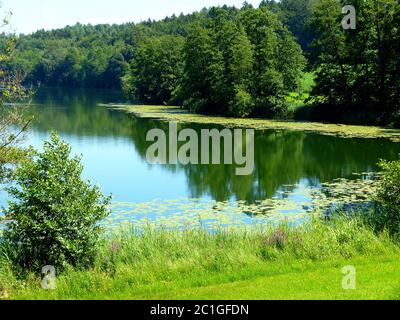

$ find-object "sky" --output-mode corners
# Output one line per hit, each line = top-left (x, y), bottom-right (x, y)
(1, 0), (262, 34)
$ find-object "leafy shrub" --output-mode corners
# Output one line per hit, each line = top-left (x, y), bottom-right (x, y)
(375, 159), (400, 236)
(182, 97), (209, 114)
(229, 85), (254, 118)
(3, 133), (111, 272)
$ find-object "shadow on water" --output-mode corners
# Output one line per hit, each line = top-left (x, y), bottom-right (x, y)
(20, 88), (400, 205)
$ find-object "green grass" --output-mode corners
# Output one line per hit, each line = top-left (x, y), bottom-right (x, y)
(142, 257), (400, 300)
(300, 72), (316, 94)
(11, 256), (400, 300)
(1, 217), (400, 300)
(286, 92), (310, 109)
(286, 72), (316, 110)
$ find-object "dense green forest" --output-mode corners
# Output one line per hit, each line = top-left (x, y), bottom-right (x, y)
(1, 0), (400, 124)
(2, 23), (133, 89)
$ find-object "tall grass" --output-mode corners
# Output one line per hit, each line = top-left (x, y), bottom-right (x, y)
(0, 215), (398, 299)
(97, 217), (394, 270)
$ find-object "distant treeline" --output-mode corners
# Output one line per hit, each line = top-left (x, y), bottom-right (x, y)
(2, 0), (400, 124)
(3, 23), (133, 89)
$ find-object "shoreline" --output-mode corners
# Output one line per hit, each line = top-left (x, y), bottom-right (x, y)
(107, 104), (400, 142)
(2, 218), (399, 300)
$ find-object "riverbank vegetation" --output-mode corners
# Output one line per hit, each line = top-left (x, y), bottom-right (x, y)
(306, 0), (400, 125)
(1, 1), (400, 301)
(1, 215), (400, 300)
(2, 0), (400, 126)
(3, 133), (111, 272)
(0, 135), (400, 300)
(122, 18), (308, 116)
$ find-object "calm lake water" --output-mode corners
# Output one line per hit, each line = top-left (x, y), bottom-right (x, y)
(2, 88), (400, 228)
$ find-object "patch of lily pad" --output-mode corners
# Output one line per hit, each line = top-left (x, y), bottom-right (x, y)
(0, 173), (381, 233)
(103, 173), (380, 231)
(105, 104), (400, 142)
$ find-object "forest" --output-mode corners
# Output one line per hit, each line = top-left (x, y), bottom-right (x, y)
(3, 0), (400, 302)
(1, 0), (400, 125)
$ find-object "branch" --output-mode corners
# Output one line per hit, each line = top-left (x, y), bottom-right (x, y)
(0, 117), (33, 150)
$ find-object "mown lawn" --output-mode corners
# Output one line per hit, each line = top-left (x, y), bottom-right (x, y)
(7, 255), (400, 300)
(145, 257), (400, 300)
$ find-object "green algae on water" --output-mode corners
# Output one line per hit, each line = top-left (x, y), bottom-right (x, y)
(105, 104), (400, 142)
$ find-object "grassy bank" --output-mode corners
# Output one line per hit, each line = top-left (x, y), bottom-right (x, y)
(108, 104), (400, 142)
(1, 217), (399, 300)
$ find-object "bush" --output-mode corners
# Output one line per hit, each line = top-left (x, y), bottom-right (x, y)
(229, 86), (254, 118)
(376, 159), (400, 236)
(3, 133), (111, 272)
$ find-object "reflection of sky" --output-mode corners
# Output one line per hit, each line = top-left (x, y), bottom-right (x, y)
(0, 126), (384, 230)
(0, 130), (191, 219)
(2, 88), (399, 227)
(25, 131), (192, 203)
(0, 128), (318, 222)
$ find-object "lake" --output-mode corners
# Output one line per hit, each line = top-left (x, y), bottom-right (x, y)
(2, 88), (400, 229)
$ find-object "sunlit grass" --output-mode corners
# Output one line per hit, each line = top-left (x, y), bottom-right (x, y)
(1, 216), (399, 300)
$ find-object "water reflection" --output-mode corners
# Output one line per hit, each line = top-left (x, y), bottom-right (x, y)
(21, 88), (400, 206)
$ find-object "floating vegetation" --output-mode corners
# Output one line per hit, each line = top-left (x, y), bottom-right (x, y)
(310, 175), (379, 214)
(103, 174), (380, 231)
(0, 173), (380, 233)
(107, 104), (400, 142)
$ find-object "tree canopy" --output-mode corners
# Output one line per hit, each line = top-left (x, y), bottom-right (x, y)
(309, 0), (400, 124)
(124, 6), (305, 118)
(2, 0), (400, 125)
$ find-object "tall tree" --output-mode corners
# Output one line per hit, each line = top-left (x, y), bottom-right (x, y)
(260, 0), (315, 52)
(239, 7), (305, 117)
(309, 0), (400, 123)
(124, 35), (184, 104)
(179, 6), (305, 118)
(181, 24), (221, 114)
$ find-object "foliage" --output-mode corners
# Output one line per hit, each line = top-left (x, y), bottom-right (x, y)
(373, 159), (400, 236)
(3, 23), (132, 89)
(123, 35), (184, 105)
(309, 0), (400, 124)
(178, 7), (305, 117)
(1, 9), (217, 90)
(0, 216), (398, 299)
(260, 0), (316, 52)
(4, 5), (306, 118)
(3, 1), (400, 124)
(3, 133), (111, 272)
(0, 11), (31, 186)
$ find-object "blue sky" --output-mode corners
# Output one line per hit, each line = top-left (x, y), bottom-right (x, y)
(1, 0), (262, 34)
